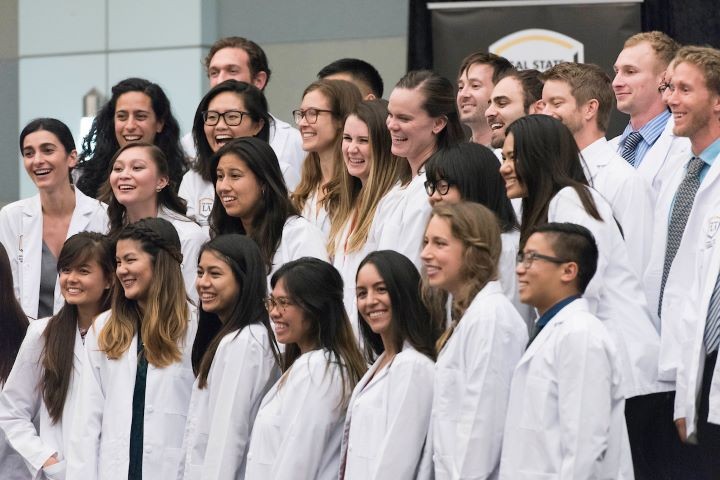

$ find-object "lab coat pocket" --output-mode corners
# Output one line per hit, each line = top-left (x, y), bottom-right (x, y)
(162, 447), (183, 479)
(434, 367), (462, 416)
(248, 413), (282, 466)
(352, 405), (385, 459)
(520, 376), (551, 431)
(161, 368), (195, 446)
(42, 460), (66, 480)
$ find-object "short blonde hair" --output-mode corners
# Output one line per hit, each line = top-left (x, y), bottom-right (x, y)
(673, 46), (720, 96)
(624, 31), (680, 68)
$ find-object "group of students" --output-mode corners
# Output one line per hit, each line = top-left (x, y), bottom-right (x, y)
(0, 29), (719, 480)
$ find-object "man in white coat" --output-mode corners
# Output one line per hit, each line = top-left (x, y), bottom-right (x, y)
(610, 31), (689, 196)
(181, 36), (304, 174)
(500, 222), (632, 480)
(541, 62), (654, 280)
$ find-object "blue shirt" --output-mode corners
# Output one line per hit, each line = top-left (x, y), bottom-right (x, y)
(667, 138), (720, 224)
(618, 110), (671, 167)
(529, 295), (582, 344)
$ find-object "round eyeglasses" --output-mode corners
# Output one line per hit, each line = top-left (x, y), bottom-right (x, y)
(202, 110), (249, 126)
(424, 179), (452, 196)
(264, 295), (295, 313)
(292, 108), (333, 125)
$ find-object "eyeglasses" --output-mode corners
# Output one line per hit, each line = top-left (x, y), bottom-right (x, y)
(424, 179), (452, 196)
(264, 295), (294, 313)
(658, 82), (671, 94)
(292, 108), (333, 125)
(202, 110), (249, 126)
(516, 251), (569, 269)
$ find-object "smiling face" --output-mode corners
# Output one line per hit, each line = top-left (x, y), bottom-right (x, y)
(268, 278), (314, 350)
(342, 114), (372, 184)
(386, 87), (444, 166)
(499, 132), (528, 199)
(60, 258), (111, 309)
(196, 249), (240, 323)
(420, 215), (465, 297)
(612, 42), (665, 116)
(541, 79), (584, 135)
(114, 92), (164, 147)
(485, 76), (528, 149)
(115, 238), (154, 307)
(457, 63), (495, 127)
(204, 91), (264, 152)
(21, 129), (77, 189)
(110, 146), (169, 209)
(215, 153), (263, 225)
(356, 262), (392, 336)
(298, 89), (339, 155)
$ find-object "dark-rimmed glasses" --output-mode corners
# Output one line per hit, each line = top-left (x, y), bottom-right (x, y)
(516, 251), (569, 269)
(264, 295), (294, 313)
(424, 179), (452, 196)
(292, 108), (333, 125)
(203, 110), (249, 126)
(658, 82), (671, 94)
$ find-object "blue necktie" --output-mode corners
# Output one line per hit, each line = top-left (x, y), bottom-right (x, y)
(621, 131), (644, 167)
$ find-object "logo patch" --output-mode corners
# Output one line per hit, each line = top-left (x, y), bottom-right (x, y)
(489, 28), (584, 71)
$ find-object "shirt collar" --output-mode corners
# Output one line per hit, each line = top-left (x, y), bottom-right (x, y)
(621, 110), (671, 146)
(535, 294), (582, 331)
(698, 137), (720, 166)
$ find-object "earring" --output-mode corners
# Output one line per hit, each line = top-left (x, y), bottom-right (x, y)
(156, 187), (163, 193)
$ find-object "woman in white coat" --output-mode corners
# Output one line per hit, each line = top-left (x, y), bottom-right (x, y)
(178, 80), (300, 227)
(423, 142), (533, 331)
(104, 142), (208, 302)
(178, 234), (281, 479)
(0, 232), (114, 480)
(500, 114), (671, 477)
(383, 70), (465, 268)
(421, 202), (528, 479)
(0, 242), (30, 480)
(66, 218), (198, 480)
(210, 137), (328, 282)
(0, 118), (108, 320)
(339, 250), (439, 479)
(245, 258), (367, 479)
(329, 100), (408, 334)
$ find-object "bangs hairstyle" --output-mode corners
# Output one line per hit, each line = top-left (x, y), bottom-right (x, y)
(506, 115), (601, 247)
(75, 77), (188, 199)
(98, 217), (189, 367)
(20, 118), (77, 184)
(192, 234), (280, 388)
(42, 232), (114, 423)
(356, 250), (439, 363)
(394, 70), (465, 150)
(292, 79), (363, 216)
(103, 142), (188, 238)
(270, 257), (367, 408)
(327, 99), (409, 256)
(425, 143), (518, 232)
(422, 202), (502, 340)
(0, 242), (28, 385)
(192, 80), (272, 182)
(209, 137), (298, 271)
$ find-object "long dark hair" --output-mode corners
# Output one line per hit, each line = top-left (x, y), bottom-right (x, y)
(76, 77), (188, 199)
(41, 232), (114, 423)
(191, 234), (281, 388)
(270, 257), (366, 407)
(0, 243), (28, 385)
(103, 142), (188, 238)
(356, 250), (439, 363)
(425, 143), (518, 232)
(506, 115), (601, 247)
(209, 137), (298, 271)
(192, 80), (273, 182)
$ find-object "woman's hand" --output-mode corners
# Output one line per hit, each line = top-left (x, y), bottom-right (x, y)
(675, 417), (687, 443)
(43, 454), (59, 468)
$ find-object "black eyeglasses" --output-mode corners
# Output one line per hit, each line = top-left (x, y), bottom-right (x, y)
(424, 179), (452, 196)
(658, 82), (671, 94)
(516, 251), (569, 269)
(203, 110), (249, 126)
(292, 108), (333, 125)
(264, 295), (295, 313)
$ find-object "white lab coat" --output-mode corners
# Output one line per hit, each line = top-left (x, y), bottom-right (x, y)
(0, 188), (108, 319)
(301, 190), (331, 240)
(499, 298), (634, 480)
(66, 307), (198, 480)
(609, 117), (690, 196)
(181, 115), (305, 177)
(432, 281), (528, 479)
(674, 199), (720, 438)
(499, 230), (534, 331)
(644, 152), (720, 382)
(245, 349), (348, 480)
(548, 187), (671, 397)
(178, 324), (280, 480)
(581, 137), (655, 279)
(0, 317), (85, 480)
(269, 215), (329, 282)
(158, 207), (209, 304)
(340, 344), (434, 480)
(178, 165), (300, 228)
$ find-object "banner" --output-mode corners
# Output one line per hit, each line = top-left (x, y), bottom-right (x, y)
(429, 0), (643, 136)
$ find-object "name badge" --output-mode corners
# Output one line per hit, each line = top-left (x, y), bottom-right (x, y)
(705, 215), (720, 248)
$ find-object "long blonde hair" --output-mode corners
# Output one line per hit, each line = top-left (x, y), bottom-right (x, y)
(99, 218), (189, 367)
(421, 202), (502, 351)
(327, 100), (409, 256)
(291, 80), (362, 220)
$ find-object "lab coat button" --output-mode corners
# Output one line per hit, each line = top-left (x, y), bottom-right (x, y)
(146, 405), (154, 413)
(145, 445), (152, 454)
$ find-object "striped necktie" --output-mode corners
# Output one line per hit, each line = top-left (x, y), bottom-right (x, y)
(658, 156), (705, 317)
(704, 273), (720, 354)
(621, 131), (644, 167)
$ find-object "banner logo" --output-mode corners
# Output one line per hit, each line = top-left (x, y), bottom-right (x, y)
(489, 29), (584, 71)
